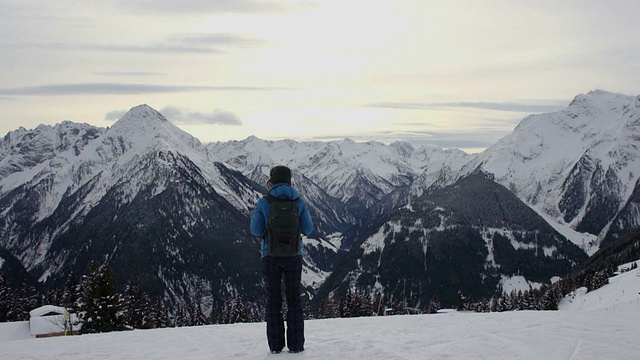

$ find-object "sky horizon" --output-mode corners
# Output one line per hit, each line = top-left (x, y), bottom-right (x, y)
(1, 1), (639, 153)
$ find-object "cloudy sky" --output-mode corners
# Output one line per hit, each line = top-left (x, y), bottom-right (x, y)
(1, 0), (639, 152)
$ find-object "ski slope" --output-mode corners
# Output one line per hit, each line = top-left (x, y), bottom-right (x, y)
(1, 265), (639, 359)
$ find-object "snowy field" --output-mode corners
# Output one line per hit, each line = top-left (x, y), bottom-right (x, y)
(1, 265), (639, 359)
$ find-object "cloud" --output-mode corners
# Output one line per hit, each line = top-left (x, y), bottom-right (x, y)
(67, 43), (224, 54)
(161, 106), (242, 125)
(162, 106), (243, 126)
(195, 109), (242, 125)
(369, 101), (566, 113)
(104, 110), (128, 121)
(117, 0), (317, 14)
(173, 33), (265, 48)
(386, 130), (500, 150)
(0, 83), (296, 96)
(4, 33), (265, 55)
(311, 129), (503, 152)
(94, 72), (166, 77)
(105, 105), (242, 125)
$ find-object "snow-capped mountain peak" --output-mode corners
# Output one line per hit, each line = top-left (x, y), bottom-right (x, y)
(210, 135), (471, 207)
(466, 90), (640, 253)
(102, 104), (203, 157)
(2, 92), (640, 325)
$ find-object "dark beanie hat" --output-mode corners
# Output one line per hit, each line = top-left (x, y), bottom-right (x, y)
(269, 165), (292, 185)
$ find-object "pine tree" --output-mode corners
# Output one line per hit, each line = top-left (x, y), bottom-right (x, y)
(121, 279), (153, 330)
(172, 306), (190, 327)
(232, 294), (248, 323)
(541, 285), (559, 310)
(248, 300), (263, 322)
(372, 291), (385, 316)
(0, 276), (10, 322)
(27, 282), (41, 310)
(189, 301), (208, 326)
(81, 265), (122, 334)
(150, 297), (170, 329)
(220, 297), (234, 324)
(342, 290), (353, 318)
(391, 296), (406, 315)
(497, 293), (509, 312)
(478, 298), (490, 312)
(63, 272), (81, 311)
(588, 270), (609, 291)
(44, 287), (62, 308)
(456, 290), (465, 311)
(515, 290), (525, 310)
(428, 295), (441, 314)
(303, 301), (314, 320)
(359, 290), (373, 317)
(318, 299), (328, 319)
(346, 290), (359, 317)
(490, 297), (499, 312)
(12, 279), (39, 321)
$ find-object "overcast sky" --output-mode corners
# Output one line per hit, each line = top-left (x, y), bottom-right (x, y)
(1, 0), (639, 152)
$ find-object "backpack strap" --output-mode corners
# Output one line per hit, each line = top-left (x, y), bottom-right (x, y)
(264, 194), (299, 202)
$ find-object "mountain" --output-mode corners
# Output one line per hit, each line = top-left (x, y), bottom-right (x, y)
(463, 90), (640, 254)
(0, 105), (266, 310)
(0, 247), (35, 290)
(0, 121), (104, 180)
(2, 90), (640, 316)
(208, 136), (470, 222)
(315, 173), (588, 307)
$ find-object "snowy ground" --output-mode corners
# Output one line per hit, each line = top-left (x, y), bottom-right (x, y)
(1, 265), (639, 359)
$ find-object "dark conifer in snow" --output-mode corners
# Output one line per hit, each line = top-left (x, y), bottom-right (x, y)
(0, 276), (10, 322)
(121, 279), (153, 330)
(80, 266), (122, 334)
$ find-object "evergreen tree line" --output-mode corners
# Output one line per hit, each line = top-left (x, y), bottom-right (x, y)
(313, 289), (442, 319)
(456, 284), (563, 312)
(2, 232), (638, 332)
(458, 231), (640, 313)
(0, 274), (41, 322)
(315, 232), (640, 317)
(0, 265), (265, 333)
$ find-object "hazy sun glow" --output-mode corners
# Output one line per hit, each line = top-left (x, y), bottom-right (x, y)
(1, 0), (639, 152)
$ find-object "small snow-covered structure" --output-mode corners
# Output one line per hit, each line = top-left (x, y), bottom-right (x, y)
(29, 305), (78, 337)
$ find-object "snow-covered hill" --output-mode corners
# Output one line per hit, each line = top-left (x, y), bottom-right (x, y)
(559, 259), (640, 312)
(1, 262), (638, 359)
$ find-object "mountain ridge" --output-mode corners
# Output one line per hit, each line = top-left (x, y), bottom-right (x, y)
(313, 173), (588, 307)
(1, 90), (639, 313)
(464, 90), (640, 253)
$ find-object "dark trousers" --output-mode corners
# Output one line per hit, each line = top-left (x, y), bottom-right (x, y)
(262, 255), (305, 352)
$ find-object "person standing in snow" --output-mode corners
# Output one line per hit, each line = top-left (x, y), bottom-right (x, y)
(250, 165), (314, 354)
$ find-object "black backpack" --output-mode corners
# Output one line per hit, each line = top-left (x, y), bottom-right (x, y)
(264, 195), (301, 257)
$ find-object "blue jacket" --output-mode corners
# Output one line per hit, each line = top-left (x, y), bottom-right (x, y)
(250, 183), (314, 257)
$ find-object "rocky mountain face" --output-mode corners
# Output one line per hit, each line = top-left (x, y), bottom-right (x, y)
(208, 137), (470, 223)
(464, 90), (640, 253)
(315, 173), (588, 307)
(1, 90), (639, 313)
(0, 106), (266, 311)
(0, 121), (104, 180)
